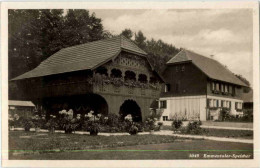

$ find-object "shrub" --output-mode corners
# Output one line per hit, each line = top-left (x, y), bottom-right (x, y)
(155, 122), (163, 131)
(21, 118), (34, 131)
(172, 120), (183, 132)
(88, 122), (100, 136)
(145, 117), (157, 131)
(184, 120), (205, 135)
(107, 113), (120, 127)
(129, 125), (138, 135)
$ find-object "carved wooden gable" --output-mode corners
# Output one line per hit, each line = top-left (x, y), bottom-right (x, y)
(106, 52), (151, 74)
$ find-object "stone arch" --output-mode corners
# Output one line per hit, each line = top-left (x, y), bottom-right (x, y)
(119, 99), (142, 122)
(44, 93), (109, 118)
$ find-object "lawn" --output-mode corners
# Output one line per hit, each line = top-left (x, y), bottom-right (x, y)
(161, 126), (253, 139)
(9, 131), (177, 155)
(201, 128), (253, 139)
(10, 139), (253, 160)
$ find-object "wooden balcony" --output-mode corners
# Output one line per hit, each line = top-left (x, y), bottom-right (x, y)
(93, 83), (161, 98)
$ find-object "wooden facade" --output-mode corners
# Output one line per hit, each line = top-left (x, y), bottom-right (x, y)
(14, 51), (163, 121)
(159, 49), (247, 121)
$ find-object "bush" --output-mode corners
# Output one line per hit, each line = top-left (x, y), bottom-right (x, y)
(88, 122), (100, 136)
(172, 120), (183, 132)
(21, 118), (34, 131)
(184, 120), (205, 135)
(129, 125), (138, 135)
(155, 122), (163, 131)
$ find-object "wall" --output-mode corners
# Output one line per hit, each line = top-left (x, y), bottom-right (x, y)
(207, 95), (243, 116)
(161, 62), (207, 97)
(159, 96), (207, 121)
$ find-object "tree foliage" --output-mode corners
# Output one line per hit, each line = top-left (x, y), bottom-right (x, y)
(121, 29), (180, 74)
(121, 28), (133, 40)
(235, 74), (251, 93)
(8, 9), (108, 80)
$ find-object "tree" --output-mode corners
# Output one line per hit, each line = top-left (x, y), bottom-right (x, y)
(8, 9), (109, 80)
(121, 28), (133, 39)
(235, 74), (251, 93)
(134, 31), (146, 49)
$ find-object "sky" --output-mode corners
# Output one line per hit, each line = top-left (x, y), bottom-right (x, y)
(89, 9), (253, 87)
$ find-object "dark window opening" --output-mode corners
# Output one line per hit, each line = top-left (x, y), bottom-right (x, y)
(163, 116), (168, 121)
(160, 100), (167, 109)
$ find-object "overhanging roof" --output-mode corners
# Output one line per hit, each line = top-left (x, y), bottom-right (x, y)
(9, 100), (35, 107)
(12, 36), (147, 81)
(167, 49), (248, 87)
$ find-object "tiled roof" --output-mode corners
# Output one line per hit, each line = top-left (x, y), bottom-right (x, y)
(167, 49), (248, 86)
(12, 36), (147, 80)
(9, 100), (35, 107)
(241, 90), (253, 103)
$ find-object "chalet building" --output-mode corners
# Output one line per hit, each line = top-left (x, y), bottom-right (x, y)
(9, 100), (35, 118)
(159, 49), (248, 121)
(11, 36), (163, 122)
(241, 90), (253, 115)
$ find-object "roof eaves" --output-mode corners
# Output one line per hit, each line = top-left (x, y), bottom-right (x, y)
(166, 60), (192, 65)
(91, 49), (122, 70)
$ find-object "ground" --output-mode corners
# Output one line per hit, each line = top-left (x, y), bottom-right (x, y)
(8, 131), (253, 160)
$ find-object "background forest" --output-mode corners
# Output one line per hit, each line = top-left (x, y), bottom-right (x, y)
(8, 9), (250, 98)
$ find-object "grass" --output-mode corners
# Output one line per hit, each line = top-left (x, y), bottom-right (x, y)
(201, 128), (253, 139)
(161, 126), (253, 139)
(9, 131), (177, 155)
(10, 139), (253, 160)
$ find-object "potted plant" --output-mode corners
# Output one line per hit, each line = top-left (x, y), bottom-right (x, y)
(172, 119), (183, 133)
(59, 109), (75, 134)
(46, 115), (58, 133)
(88, 122), (100, 136)
(32, 115), (45, 132)
(128, 124), (138, 135)
(84, 111), (102, 136)
(145, 117), (157, 134)
(22, 118), (34, 132)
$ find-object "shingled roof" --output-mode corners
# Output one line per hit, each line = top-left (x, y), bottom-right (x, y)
(241, 90), (253, 103)
(167, 49), (248, 87)
(12, 36), (147, 81)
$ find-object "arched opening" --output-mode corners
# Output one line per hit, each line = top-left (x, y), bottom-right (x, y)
(111, 68), (122, 78)
(119, 100), (142, 122)
(43, 94), (108, 118)
(138, 74), (148, 83)
(149, 76), (158, 84)
(95, 66), (108, 76)
(124, 70), (136, 81)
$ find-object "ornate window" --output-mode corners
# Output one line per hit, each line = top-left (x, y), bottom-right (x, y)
(111, 68), (122, 78)
(95, 67), (108, 76)
(138, 74), (148, 83)
(124, 70), (136, 81)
